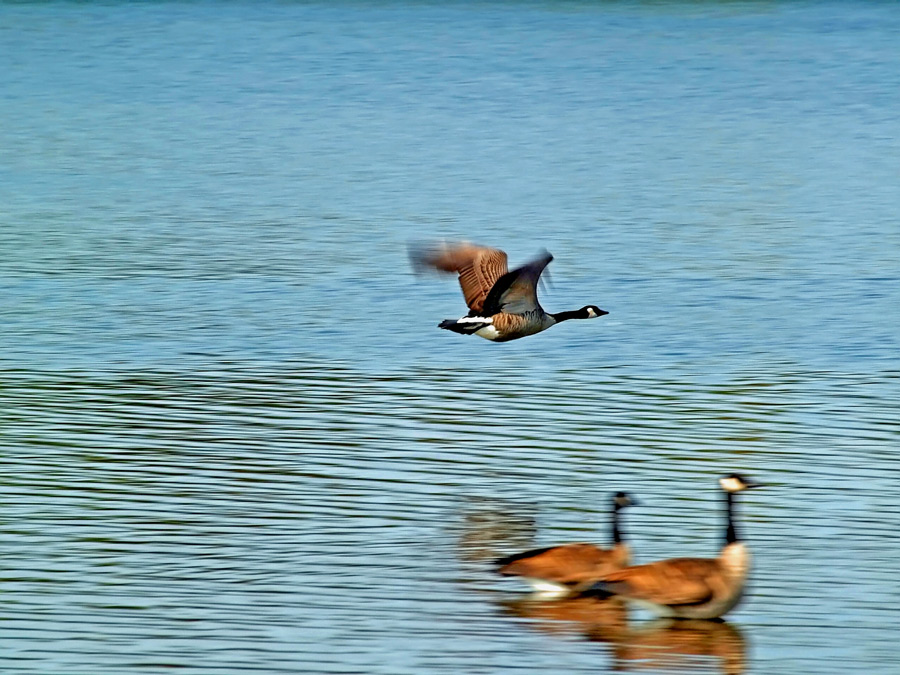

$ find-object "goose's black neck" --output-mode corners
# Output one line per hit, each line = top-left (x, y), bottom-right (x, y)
(611, 502), (623, 544)
(725, 490), (739, 545)
(550, 309), (582, 323)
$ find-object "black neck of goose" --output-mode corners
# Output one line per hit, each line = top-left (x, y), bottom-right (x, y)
(611, 503), (622, 544)
(725, 490), (739, 545)
(550, 309), (584, 323)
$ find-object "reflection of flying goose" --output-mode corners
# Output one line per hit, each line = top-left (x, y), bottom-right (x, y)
(456, 498), (536, 564)
(587, 475), (761, 620)
(494, 492), (637, 596)
(410, 241), (607, 342)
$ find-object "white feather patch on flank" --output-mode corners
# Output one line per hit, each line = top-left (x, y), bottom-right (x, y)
(475, 325), (501, 340)
(628, 597), (676, 618)
(457, 316), (493, 324)
(524, 579), (570, 597)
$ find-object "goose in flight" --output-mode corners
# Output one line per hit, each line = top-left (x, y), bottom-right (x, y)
(410, 241), (607, 342)
(585, 474), (763, 620)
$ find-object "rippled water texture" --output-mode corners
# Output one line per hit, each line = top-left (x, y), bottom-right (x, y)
(1, 2), (899, 674)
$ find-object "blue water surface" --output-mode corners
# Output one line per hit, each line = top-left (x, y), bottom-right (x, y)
(1, 2), (899, 674)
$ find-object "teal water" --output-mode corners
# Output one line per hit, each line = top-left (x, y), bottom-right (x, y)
(1, 2), (899, 673)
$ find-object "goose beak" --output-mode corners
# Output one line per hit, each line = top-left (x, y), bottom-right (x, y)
(598, 309), (609, 316)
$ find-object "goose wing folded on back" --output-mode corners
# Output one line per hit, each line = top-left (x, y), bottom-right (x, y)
(598, 558), (720, 606)
(411, 242), (508, 313)
(497, 543), (619, 585)
(482, 252), (553, 316)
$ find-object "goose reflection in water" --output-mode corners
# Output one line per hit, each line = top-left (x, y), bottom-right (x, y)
(594, 619), (746, 675)
(498, 596), (746, 675)
(498, 595), (629, 638)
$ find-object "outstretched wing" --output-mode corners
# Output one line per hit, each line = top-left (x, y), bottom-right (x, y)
(410, 242), (508, 313)
(482, 251), (553, 316)
(596, 558), (719, 607)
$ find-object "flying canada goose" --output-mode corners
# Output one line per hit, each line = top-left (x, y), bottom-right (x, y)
(585, 474), (762, 620)
(494, 492), (637, 596)
(409, 241), (607, 341)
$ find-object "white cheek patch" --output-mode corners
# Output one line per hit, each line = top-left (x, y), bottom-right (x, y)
(587, 308), (597, 318)
(720, 476), (745, 492)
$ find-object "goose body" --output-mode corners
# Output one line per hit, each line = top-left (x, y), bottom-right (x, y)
(495, 492), (636, 597)
(410, 242), (607, 341)
(586, 475), (761, 620)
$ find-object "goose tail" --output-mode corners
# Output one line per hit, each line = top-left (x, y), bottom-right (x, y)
(438, 318), (491, 335)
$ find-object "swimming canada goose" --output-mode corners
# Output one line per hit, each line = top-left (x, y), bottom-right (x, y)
(410, 241), (607, 341)
(585, 474), (762, 620)
(494, 492), (637, 596)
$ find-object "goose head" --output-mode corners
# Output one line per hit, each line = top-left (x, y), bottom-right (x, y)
(613, 491), (638, 509)
(719, 474), (763, 493)
(582, 305), (609, 319)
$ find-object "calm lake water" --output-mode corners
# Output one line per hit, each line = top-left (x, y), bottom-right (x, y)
(1, 2), (899, 673)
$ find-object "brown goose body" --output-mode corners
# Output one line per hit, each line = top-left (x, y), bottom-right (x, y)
(495, 492), (636, 596)
(497, 542), (631, 595)
(594, 546), (750, 620)
(410, 241), (607, 341)
(586, 474), (761, 620)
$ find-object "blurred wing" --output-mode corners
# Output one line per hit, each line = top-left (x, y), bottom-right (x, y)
(482, 251), (553, 316)
(599, 558), (718, 606)
(410, 242), (508, 313)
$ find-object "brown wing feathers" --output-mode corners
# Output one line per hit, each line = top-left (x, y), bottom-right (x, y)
(481, 251), (552, 316)
(597, 558), (719, 606)
(496, 543), (628, 587)
(410, 242), (508, 313)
